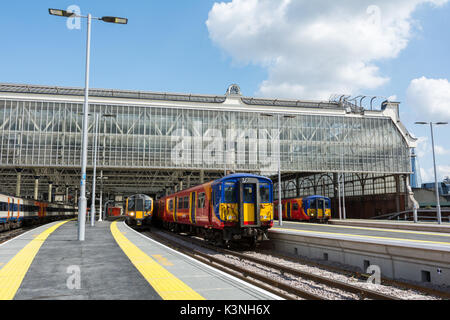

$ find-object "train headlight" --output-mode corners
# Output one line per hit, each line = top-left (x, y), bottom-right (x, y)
(227, 214), (237, 222)
(130, 212), (135, 217)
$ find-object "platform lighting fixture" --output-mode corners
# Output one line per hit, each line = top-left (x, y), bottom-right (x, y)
(414, 121), (448, 224)
(48, 9), (75, 17)
(101, 16), (128, 24)
(49, 8), (128, 241)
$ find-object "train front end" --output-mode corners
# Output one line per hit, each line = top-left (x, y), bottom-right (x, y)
(303, 195), (331, 222)
(214, 174), (273, 245)
(126, 194), (154, 227)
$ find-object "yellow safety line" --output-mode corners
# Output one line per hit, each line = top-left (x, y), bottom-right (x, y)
(110, 221), (204, 300)
(278, 220), (450, 238)
(273, 227), (450, 246)
(0, 220), (71, 300)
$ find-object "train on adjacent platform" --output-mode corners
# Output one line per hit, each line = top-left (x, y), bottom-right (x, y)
(0, 193), (77, 231)
(154, 173), (274, 247)
(274, 195), (331, 222)
(125, 194), (154, 228)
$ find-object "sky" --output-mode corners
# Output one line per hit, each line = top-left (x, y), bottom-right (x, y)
(0, 0), (449, 184)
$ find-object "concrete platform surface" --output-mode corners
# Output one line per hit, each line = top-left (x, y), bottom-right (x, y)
(271, 220), (450, 250)
(328, 219), (450, 233)
(0, 220), (280, 300)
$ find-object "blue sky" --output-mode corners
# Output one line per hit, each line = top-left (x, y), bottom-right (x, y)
(1, 1), (449, 183)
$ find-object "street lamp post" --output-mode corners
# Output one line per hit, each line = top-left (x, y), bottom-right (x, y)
(415, 121), (448, 224)
(49, 8), (128, 240)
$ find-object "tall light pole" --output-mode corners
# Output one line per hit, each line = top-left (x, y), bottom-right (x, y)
(415, 121), (448, 224)
(49, 8), (128, 240)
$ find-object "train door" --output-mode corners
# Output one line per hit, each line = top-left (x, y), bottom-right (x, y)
(174, 197), (178, 222)
(208, 195), (213, 225)
(238, 178), (260, 227)
(190, 192), (196, 224)
(314, 198), (322, 219)
(7, 197), (11, 221)
(319, 198), (326, 219)
(287, 201), (291, 219)
(135, 197), (144, 225)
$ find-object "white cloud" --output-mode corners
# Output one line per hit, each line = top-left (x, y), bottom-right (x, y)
(416, 136), (429, 158)
(406, 77), (450, 119)
(206, 0), (448, 99)
(438, 165), (450, 180)
(420, 166), (450, 183)
(435, 145), (450, 155)
(420, 167), (434, 183)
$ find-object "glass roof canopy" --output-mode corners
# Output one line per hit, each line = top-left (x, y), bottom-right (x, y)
(0, 84), (412, 176)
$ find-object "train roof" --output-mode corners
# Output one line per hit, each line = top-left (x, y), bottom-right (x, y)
(126, 194), (153, 200)
(213, 173), (272, 184)
(303, 195), (331, 200)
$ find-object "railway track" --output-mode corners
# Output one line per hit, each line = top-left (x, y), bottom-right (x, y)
(0, 217), (76, 245)
(0, 227), (33, 244)
(255, 247), (450, 300)
(143, 229), (401, 300)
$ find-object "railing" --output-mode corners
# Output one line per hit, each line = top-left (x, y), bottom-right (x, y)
(370, 209), (450, 222)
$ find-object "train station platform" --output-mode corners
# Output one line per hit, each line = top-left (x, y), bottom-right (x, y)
(0, 220), (280, 300)
(271, 220), (450, 250)
(269, 220), (450, 286)
(328, 219), (450, 234)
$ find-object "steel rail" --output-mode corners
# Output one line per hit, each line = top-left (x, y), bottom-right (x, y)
(258, 248), (450, 300)
(146, 231), (324, 300)
(219, 247), (399, 300)
(152, 229), (402, 300)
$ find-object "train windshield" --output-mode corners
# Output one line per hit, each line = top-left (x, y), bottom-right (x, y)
(310, 198), (327, 209)
(127, 199), (134, 210)
(135, 199), (144, 211)
(259, 183), (271, 203)
(243, 184), (255, 203)
(224, 182), (237, 203)
(144, 200), (152, 211)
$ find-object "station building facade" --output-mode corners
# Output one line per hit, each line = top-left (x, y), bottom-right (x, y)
(0, 83), (417, 218)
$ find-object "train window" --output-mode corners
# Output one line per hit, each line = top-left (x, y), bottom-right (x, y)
(128, 199), (134, 210)
(213, 185), (221, 207)
(197, 193), (205, 208)
(184, 196), (189, 209)
(243, 184), (255, 203)
(144, 200), (152, 211)
(259, 183), (271, 203)
(168, 199), (173, 211)
(224, 182), (236, 203)
(293, 202), (299, 211)
(177, 197), (183, 209)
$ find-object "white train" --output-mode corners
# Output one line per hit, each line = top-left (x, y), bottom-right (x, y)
(0, 193), (77, 231)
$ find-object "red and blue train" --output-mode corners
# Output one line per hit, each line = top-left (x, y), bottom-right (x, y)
(155, 173), (274, 246)
(274, 195), (331, 222)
